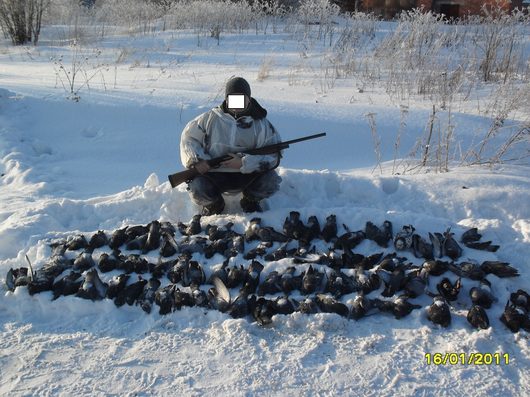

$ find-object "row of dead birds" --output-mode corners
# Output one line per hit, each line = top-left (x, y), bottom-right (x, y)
(4, 213), (528, 332)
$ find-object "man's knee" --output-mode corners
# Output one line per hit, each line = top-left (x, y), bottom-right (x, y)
(187, 175), (222, 206)
(244, 171), (282, 199)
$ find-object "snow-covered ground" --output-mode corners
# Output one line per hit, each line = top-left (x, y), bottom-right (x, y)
(0, 26), (529, 396)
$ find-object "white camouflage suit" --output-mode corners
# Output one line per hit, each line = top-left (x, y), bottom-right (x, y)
(180, 103), (282, 208)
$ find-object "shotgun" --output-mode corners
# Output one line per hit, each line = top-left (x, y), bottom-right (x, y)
(168, 132), (326, 188)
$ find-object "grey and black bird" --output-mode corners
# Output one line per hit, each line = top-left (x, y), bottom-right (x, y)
(500, 300), (528, 333)
(114, 276), (148, 307)
(426, 296), (451, 327)
(469, 279), (494, 309)
(315, 294), (349, 317)
(480, 261), (519, 278)
(137, 277), (161, 314)
(321, 214), (338, 242)
(467, 305), (490, 330)
(436, 277), (462, 302)
(76, 268), (108, 301)
(155, 284), (176, 315)
(106, 273), (130, 299)
(52, 271), (83, 300)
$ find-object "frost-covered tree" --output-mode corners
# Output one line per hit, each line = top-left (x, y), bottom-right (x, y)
(0, 0), (48, 45)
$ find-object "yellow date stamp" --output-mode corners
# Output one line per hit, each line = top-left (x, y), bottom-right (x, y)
(425, 352), (510, 365)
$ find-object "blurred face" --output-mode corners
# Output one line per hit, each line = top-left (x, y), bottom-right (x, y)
(227, 94), (250, 112)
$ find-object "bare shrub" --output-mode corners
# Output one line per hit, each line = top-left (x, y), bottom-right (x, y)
(0, 0), (48, 45)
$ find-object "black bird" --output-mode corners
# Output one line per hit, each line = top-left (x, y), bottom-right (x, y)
(159, 234), (178, 257)
(181, 260), (205, 288)
(114, 277), (148, 307)
(52, 271), (83, 300)
(167, 254), (190, 283)
(73, 252), (96, 272)
(372, 296), (421, 319)
(412, 234), (434, 260)
(208, 277), (231, 313)
(191, 287), (209, 308)
(206, 222), (238, 241)
(378, 267), (405, 298)
(436, 277), (462, 302)
(204, 238), (230, 259)
(365, 220), (392, 247)
(271, 296), (298, 315)
(229, 293), (251, 319)
(177, 236), (208, 255)
(137, 278), (161, 314)
(155, 284), (176, 315)
(301, 265), (324, 295)
(300, 216), (321, 246)
(257, 271), (282, 296)
(349, 293), (372, 320)
(442, 229), (462, 260)
(126, 233), (148, 251)
(467, 305), (490, 330)
(5, 267), (30, 292)
(420, 259), (449, 277)
(108, 227), (127, 250)
(76, 268), (108, 301)
(464, 241), (499, 252)
(448, 261), (485, 281)
(469, 279), (494, 309)
(334, 229), (365, 251)
(245, 218), (289, 243)
(426, 296), (451, 327)
(181, 214), (202, 236)
(283, 211), (306, 240)
(27, 254), (72, 295)
(264, 241), (296, 261)
(66, 234), (88, 251)
(123, 254), (149, 274)
(500, 300), (528, 333)
(106, 274), (130, 299)
(143, 220), (161, 253)
(298, 297), (319, 314)
(461, 227), (482, 244)
(98, 252), (121, 273)
(150, 259), (173, 279)
(250, 296), (275, 326)
(279, 267), (303, 295)
(240, 260), (264, 295)
(88, 230), (108, 250)
(403, 269), (428, 298)
(355, 268), (380, 295)
(243, 241), (272, 260)
(27, 269), (55, 295)
(315, 294), (349, 317)
(429, 232), (443, 258)
(510, 289), (530, 312)
(321, 214), (338, 242)
(173, 288), (194, 310)
(124, 225), (150, 246)
(225, 265), (247, 289)
(480, 261), (519, 278)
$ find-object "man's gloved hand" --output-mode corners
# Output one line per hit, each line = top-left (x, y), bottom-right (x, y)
(220, 153), (243, 170)
(193, 160), (211, 174)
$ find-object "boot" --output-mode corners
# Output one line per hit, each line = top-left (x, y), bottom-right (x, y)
(201, 198), (225, 216)
(240, 196), (262, 213)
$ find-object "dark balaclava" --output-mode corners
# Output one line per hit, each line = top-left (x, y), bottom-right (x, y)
(225, 77), (251, 98)
(222, 77), (267, 122)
